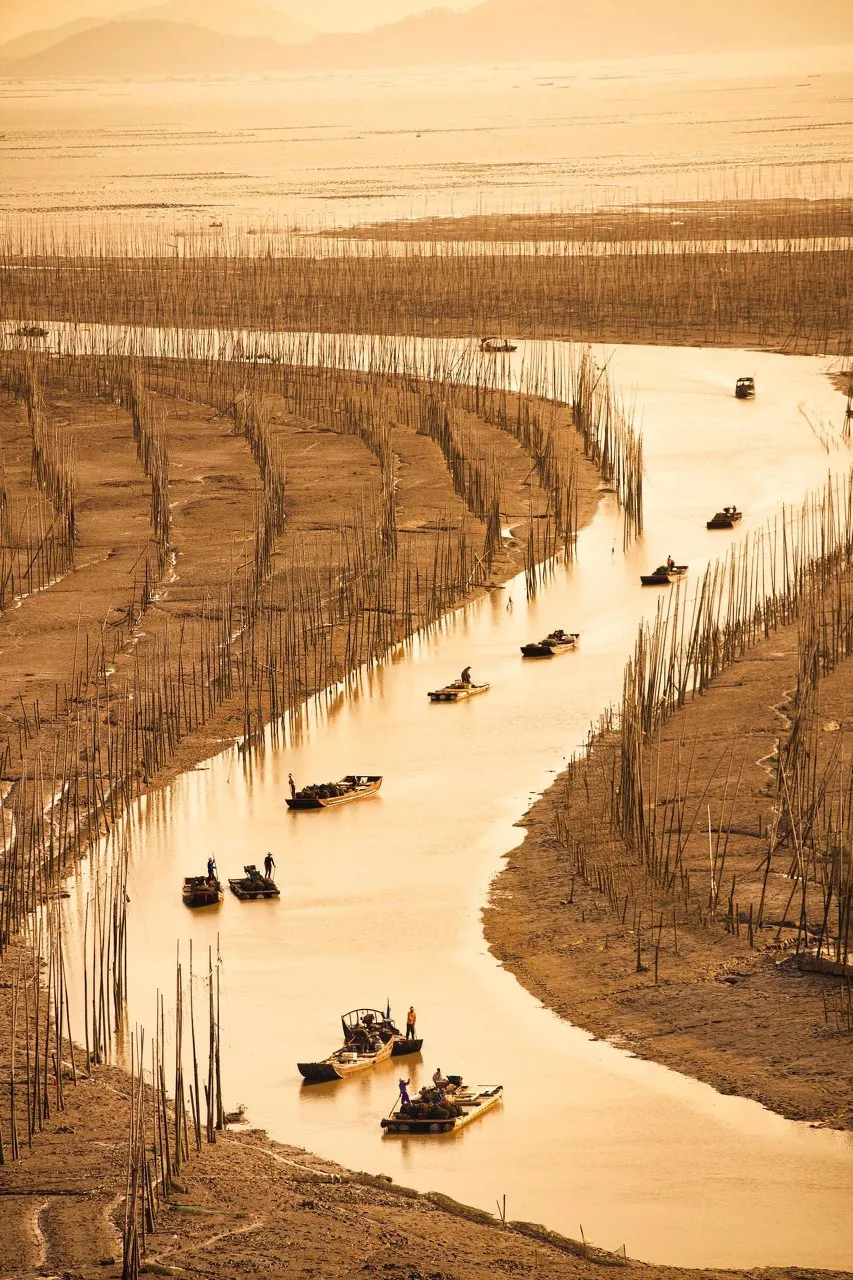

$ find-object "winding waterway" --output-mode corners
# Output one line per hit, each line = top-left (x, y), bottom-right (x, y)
(53, 338), (853, 1269)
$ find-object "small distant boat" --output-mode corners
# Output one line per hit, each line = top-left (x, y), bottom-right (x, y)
(286, 775), (382, 810)
(428, 680), (490, 703)
(641, 564), (688, 586)
(735, 376), (755, 399)
(227, 864), (280, 900)
(521, 629), (579, 658)
(381, 1081), (503, 1135)
(15, 325), (49, 339)
(706, 507), (742, 530)
(298, 1008), (422, 1084)
(182, 875), (224, 908)
(479, 337), (517, 354)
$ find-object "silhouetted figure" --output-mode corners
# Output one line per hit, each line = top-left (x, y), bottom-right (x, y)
(406, 1006), (417, 1039)
(264, 852), (275, 881)
(461, 666), (472, 685)
(288, 772), (297, 799)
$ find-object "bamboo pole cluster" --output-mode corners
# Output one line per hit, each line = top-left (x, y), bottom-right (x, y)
(553, 471), (853, 981)
(1, 210), (851, 352)
(0, 912), (77, 1164)
(122, 941), (223, 1280)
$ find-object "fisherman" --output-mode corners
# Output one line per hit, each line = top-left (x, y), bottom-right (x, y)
(461, 666), (472, 685)
(264, 852), (276, 881)
(398, 1078), (411, 1106)
(207, 855), (217, 882)
(406, 1006), (417, 1040)
(666, 555), (675, 572)
(288, 772), (297, 799)
(433, 1066), (447, 1090)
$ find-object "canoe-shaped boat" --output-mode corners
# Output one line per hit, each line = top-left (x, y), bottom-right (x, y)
(640, 565), (688, 586)
(286, 775), (382, 810)
(228, 864), (280, 900)
(182, 875), (224, 907)
(706, 509), (742, 529)
(298, 1008), (422, 1083)
(428, 680), (490, 703)
(479, 337), (517, 353)
(521, 630), (579, 658)
(381, 1083), (503, 1135)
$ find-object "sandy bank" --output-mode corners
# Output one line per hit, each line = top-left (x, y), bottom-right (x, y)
(484, 614), (853, 1133)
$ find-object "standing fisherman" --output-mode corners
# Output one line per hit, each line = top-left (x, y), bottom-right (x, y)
(406, 1006), (417, 1040)
(207, 855), (217, 882)
(288, 772), (297, 799)
(461, 666), (472, 685)
(398, 1078), (411, 1106)
(264, 852), (276, 881)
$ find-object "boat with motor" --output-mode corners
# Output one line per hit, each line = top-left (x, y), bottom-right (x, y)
(227, 864), (280, 900)
(735, 376), (755, 399)
(706, 506), (742, 529)
(381, 1079), (503, 1135)
(521, 629), (579, 658)
(479, 337), (517, 353)
(640, 564), (688, 586)
(286, 775), (382, 809)
(182, 874), (224, 907)
(298, 1008), (423, 1083)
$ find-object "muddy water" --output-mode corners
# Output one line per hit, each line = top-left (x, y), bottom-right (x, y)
(62, 344), (853, 1269)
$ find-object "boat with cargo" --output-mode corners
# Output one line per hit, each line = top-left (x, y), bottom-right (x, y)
(286, 775), (382, 809)
(298, 1008), (422, 1083)
(381, 1079), (503, 1135)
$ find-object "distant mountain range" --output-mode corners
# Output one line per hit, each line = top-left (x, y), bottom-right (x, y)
(2, 0), (852, 79)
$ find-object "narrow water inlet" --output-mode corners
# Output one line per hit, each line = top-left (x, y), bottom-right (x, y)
(57, 340), (853, 1270)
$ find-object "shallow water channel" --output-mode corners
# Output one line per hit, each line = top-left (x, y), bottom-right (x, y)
(59, 342), (853, 1269)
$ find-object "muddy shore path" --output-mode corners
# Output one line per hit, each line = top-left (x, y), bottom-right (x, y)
(51, 336), (853, 1270)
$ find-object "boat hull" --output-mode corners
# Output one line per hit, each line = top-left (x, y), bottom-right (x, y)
(298, 1032), (396, 1083)
(381, 1085), (503, 1135)
(428, 683), (490, 702)
(228, 878), (280, 900)
(182, 886), (223, 907)
(287, 776), (382, 809)
(641, 567), (688, 586)
(706, 513), (742, 529)
(391, 1037), (423, 1057)
(521, 637), (578, 658)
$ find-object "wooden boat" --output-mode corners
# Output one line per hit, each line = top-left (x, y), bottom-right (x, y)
(182, 875), (224, 907)
(735, 376), (755, 399)
(298, 1008), (423, 1084)
(479, 337), (517, 354)
(521, 630), (579, 658)
(428, 680), (490, 703)
(706, 508), (742, 530)
(286, 775), (382, 810)
(640, 564), (688, 586)
(381, 1082), (503, 1135)
(227, 864), (280, 900)
(15, 325), (49, 339)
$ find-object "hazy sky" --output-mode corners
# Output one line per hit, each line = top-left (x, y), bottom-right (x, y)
(0, 0), (482, 38)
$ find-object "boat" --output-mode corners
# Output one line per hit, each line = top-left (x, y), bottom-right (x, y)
(286, 775), (382, 810)
(298, 1008), (423, 1083)
(521, 629), (579, 658)
(640, 564), (688, 586)
(227, 864), (280, 900)
(735, 376), (755, 399)
(182, 875), (224, 907)
(381, 1080), (503, 1135)
(479, 337), (517, 354)
(428, 680), (490, 702)
(15, 325), (49, 339)
(706, 507), (742, 530)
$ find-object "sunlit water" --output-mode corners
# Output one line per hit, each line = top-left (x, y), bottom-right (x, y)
(51, 340), (853, 1269)
(1, 45), (852, 232)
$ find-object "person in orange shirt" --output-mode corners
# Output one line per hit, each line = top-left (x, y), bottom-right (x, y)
(406, 1006), (417, 1039)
